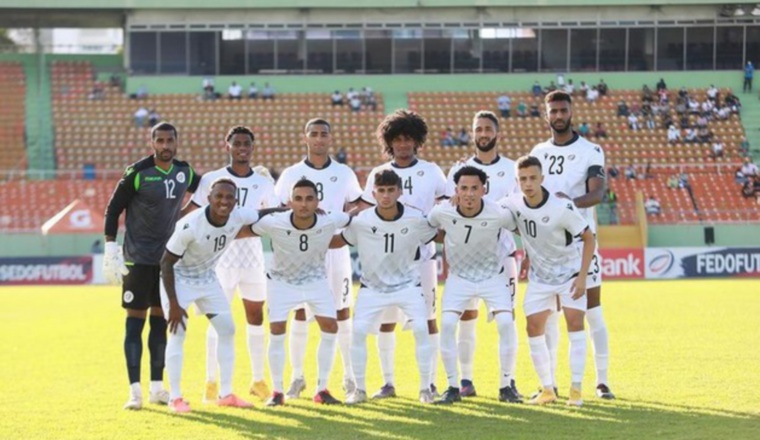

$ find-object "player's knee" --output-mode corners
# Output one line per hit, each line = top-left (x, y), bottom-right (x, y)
(336, 308), (351, 321)
(526, 316), (545, 337)
(352, 320), (371, 340)
(564, 311), (585, 332)
(210, 313), (235, 337)
(493, 311), (512, 333)
(270, 321), (287, 335)
(441, 312), (460, 334)
(379, 323), (396, 332)
(244, 308), (264, 326)
(427, 319), (438, 334)
(409, 319), (428, 337)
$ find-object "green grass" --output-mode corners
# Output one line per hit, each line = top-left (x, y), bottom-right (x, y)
(1, 280), (759, 439)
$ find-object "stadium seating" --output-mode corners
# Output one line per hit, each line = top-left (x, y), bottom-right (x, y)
(0, 62), (26, 170)
(50, 61), (386, 174)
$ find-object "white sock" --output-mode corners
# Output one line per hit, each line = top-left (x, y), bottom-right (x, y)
(528, 335), (553, 389)
(289, 319), (308, 380)
(495, 312), (516, 388)
(247, 324), (266, 382)
(130, 382), (142, 398)
(457, 319), (477, 382)
(166, 325), (186, 401)
(509, 319), (519, 382)
(337, 320), (353, 382)
(568, 330), (587, 387)
(377, 331), (395, 386)
(411, 322), (432, 391)
(429, 331), (440, 387)
(210, 314), (236, 398)
(440, 312), (460, 388)
(205, 325), (218, 382)
(586, 306), (610, 386)
(544, 310), (560, 388)
(316, 332), (338, 392)
(150, 381), (163, 394)
(269, 333), (286, 393)
(351, 324), (369, 391)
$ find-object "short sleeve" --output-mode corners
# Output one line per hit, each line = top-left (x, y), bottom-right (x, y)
(427, 204), (443, 228)
(341, 220), (357, 246)
(329, 211), (351, 229)
(273, 169), (292, 206)
(251, 214), (274, 237)
(444, 164), (460, 198)
(190, 174), (210, 207)
(498, 199), (518, 231)
(262, 181), (279, 208)
(187, 166), (201, 193)
(432, 164), (447, 199)
(239, 207), (260, 225)
(414, 218), (438, 244)
(561, 201), (589, 237)
(165, 221), (194, 257)
(587, 144), (606, 180)
(360, 168), (378, 205)
(345, 170), (364, 203)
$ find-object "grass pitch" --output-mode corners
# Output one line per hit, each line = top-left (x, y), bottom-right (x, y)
(1, 280), (758, 439)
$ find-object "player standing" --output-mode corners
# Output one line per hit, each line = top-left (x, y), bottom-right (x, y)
(502, 156), (595, 406)
(431, 166), (521, 404)
(253, 179), (350, 406)
(444, 111), (520, 398)
(160, 178), (261, 413)
(186, 126), (277, 402)
(359, 109), (447, 399)
(530, 91), (614, 399)
(332, 170), (437, 404)
(103, 122), (201, 410)
(274, 119), (364, 398)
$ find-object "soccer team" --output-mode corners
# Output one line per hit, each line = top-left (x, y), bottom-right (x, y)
(103, 90), (615, 413)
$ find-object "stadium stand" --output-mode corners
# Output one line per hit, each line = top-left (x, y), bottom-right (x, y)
(0, 62), (27, 170)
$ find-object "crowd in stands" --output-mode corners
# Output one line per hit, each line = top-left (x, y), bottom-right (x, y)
(330, 87), (378, 112)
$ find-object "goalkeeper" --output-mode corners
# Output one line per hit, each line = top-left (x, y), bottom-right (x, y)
(103, 122), (201, 410)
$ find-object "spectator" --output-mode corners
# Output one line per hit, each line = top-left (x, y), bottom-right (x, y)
(678, 86), (689, 99)
(331, 90), (343, 106)
(678, 172), (690, 188)
(696, 115), (708, 128)
(441, 128), (456, 147)
(544, 81), (558, 94)
(248, 82), (258, 99)
(741, 157), (758, 178)
(531, 81), (542, 97)
(497, 94), (512, 118)
(625, 164), (636, 180)
(744, 61), (754, 92)
(698, 127), (713, 143)
(725, 90), (741, 113)
(608, 164), (620, 178)
(457, 128), (470, 146)
(641, 102), (653, 117)
(740, 136), (750, 155)
(594, 122), (607, 138)
(597, 79), (608, 96)
(365, 93), (378, 111)
(349, 95), (362, 112)
(642, 84), (654, 102)
(517, 101), (528, 117)
(134, 107), (149, 127)
(687, 98), (700, 114)
(701, 99), (714, 117)
(604, 188), (618, 225)
(228, 81), (242, 100)
(675, 100), (688, 116)
(202, 77), (214, 94)
(148, 109), (160, 127)
(742, 177), (756, 198)
(564, 79), (575, 95)
(578, 121), (590, 137)
(109, 74), (122, 89)
(661, 113), (674, 130)
(645, 196), (661, 216)
(346, 87), (358, 101)
(361, 87), (374, 104)
(556, 73), (565, 89)
(684, 128), (697, 143)
(706, 84), (719, 102)
(530, 102), (540, 117)
(645, 116), (656, 130)
(262, 83), (275, 100)
(628, 113), (639, 131)
(658, 88), (669, 103)
(89, 82), (105, 100)
(711, 139), (725, 159)
(656, 78), (667, 91)
(716, 104), (731, 120)
(630, 101), (641, 115)
(617, 100), (629, 117)
(586, 86), (599, 104)
(336, 147), (348, 165)
(667, 124), (681, 144)
(667, 175), (679, 189)
(579, 81), (589, 97)
(679, 113), (690, 130)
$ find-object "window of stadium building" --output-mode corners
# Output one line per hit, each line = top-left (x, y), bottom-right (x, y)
(128, 25), (754, 75)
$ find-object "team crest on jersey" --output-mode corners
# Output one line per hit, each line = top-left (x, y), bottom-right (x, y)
(253, 184), (258, 190)
(400, 227), (409, 235)
(541, 216), (550, 223)
(371, 226), (378, 234)
(123, 291), (134, 303)
(177, 172), (186, 183)
(497, 171), (505, 177)
(417, 171), (424, 176)
(330, 176), (337, 182)
(481, 221), (488, 227)
(568, 154), (576, 161)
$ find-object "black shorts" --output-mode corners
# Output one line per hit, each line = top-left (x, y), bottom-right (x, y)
(122, 264), (161, 310)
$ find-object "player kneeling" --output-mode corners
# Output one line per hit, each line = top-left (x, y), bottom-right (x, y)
(160, 178), (269, 413)
(501, 156), (595, 407)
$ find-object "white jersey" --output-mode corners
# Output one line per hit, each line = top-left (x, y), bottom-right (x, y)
(275, 157), (363, 211)
(501, 189), (589, 285)
(166, 207), (260, 286)
(428, 200), (512, 283)
(252, 211), (350, 285)
(341, 204), (437, 293)
(190, 167), (277, 269)
(445, 155), (518, 254)
(361, 159), (447, 214)
(531, 133), (605, 232)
